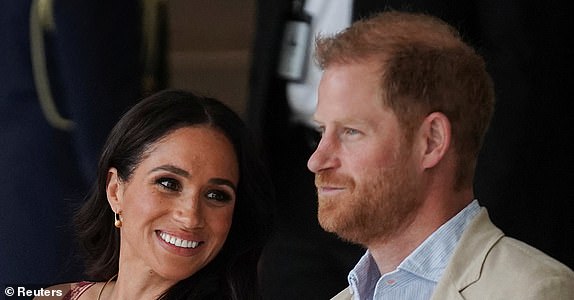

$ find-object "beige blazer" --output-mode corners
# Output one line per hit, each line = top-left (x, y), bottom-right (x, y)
(332, 208), (574, 300)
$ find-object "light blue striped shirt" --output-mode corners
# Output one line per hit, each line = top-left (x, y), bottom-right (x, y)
(347, 200), (481, 300)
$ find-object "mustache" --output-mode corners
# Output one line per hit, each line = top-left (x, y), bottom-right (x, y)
(315, 172), (355, 188)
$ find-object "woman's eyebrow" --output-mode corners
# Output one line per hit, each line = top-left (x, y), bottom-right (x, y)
(209, 178), (237, 193)
(149, 164), (190, 177)
(150, 165), (237, 192)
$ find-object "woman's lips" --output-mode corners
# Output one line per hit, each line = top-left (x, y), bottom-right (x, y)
(156, 230), (204, 256)
(158, 231), (201, 248)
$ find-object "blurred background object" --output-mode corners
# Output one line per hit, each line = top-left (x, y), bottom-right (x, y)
(167, 0), (254, 117)
(0, 0), (156, 285)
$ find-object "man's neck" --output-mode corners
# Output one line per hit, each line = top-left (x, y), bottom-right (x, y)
(367, 192), (473, 275)
(367, 222), (433, 275)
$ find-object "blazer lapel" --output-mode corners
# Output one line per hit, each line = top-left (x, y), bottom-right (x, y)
(431, 208), (504, 299)
(331, 287), (353, 300)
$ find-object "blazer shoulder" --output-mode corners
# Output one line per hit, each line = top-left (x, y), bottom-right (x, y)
(462, 235), (574, 298)
(433, 208), (574, 299)
(489, 236), (574, 276)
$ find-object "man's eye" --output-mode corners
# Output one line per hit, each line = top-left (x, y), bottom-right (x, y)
(344, 128), (360, 135)
(205, 190), (232, 202)
(156, 178), (181, 191)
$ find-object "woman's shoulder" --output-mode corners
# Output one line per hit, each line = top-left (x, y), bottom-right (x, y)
(34, 281), (99, 300)
(64, 282), (99, 300)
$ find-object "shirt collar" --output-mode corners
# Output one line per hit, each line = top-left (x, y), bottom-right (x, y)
(348, 200), (481, 299)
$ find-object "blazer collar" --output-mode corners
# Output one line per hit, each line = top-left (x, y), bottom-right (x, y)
(431, 208), (504, 299)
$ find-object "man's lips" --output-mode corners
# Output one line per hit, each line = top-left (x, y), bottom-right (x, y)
(316, 186), (346, 195)
(315, 173), (354, 195)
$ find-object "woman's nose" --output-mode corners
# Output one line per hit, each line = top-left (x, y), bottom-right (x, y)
(174, 195), (205, 229)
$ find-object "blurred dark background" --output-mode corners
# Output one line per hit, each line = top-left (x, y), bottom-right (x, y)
(1, 0), (572, 297)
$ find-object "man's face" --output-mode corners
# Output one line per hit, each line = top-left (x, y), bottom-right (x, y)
(308, 62), (423, 246)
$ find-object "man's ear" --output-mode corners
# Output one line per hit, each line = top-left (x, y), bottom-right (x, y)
(420, 112), (451, 169)
(106, 167), (123, 212)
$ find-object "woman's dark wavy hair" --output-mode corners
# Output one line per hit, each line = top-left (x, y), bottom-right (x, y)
(74, 89), (274, 299)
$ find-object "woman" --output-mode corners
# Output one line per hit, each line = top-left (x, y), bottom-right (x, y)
(45, 90), (273, 299)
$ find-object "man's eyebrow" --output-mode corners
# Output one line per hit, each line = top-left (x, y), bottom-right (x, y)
(312, 118), (371, 127)
(149, 164), (190, 177)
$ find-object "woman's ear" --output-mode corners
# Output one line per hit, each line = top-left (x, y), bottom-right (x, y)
(106, 167), (123, 212)
(420, 112), (451, 169)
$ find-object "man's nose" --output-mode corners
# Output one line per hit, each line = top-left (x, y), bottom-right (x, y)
(307, 135), (339, 173)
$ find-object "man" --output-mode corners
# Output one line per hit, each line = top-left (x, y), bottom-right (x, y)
(248, 1), (498, 298)
(307, 11), (574, 299)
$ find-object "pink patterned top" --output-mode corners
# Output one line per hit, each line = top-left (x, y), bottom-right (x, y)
(62, 281), (96, 300)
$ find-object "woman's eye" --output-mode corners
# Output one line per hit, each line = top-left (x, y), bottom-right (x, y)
(156, 178), (181, 192)
(205, 190), (232, 202)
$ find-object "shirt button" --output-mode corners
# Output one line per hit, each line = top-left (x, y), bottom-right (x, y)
(386, 279), (396, 285)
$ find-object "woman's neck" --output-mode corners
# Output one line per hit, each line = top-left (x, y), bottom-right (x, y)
(100, 265), (176, 300)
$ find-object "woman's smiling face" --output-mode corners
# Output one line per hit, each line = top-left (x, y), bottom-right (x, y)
(106, 125), (238, 282)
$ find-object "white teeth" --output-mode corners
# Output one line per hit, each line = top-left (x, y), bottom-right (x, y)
(184, 240), (199, 248)
(159, 232), (200, 249)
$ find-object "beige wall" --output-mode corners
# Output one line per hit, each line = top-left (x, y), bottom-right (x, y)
(167, 0), (255, 118)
